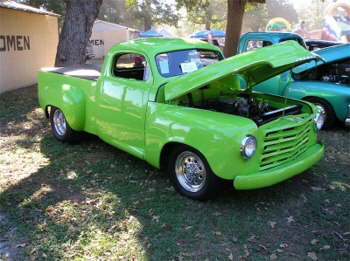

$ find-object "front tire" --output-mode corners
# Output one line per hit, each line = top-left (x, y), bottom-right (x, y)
(168, 145), (221, 200)
(305, 97), (336, 129)
(49, 107), (80, 142)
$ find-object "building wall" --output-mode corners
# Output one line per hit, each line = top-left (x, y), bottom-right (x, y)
(0, 8), (58, 94)
(90, 29), (129, 59)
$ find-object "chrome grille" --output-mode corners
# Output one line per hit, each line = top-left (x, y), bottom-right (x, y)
(259, 119), (313, 171)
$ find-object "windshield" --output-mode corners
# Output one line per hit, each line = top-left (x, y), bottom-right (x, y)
(156, 49), (222, 78)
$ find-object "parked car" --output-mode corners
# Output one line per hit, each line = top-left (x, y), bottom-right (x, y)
(238, 31), (340, 52)
(238, 32), (350, 128)
(304, 39), (341, 51)
(38, 38), (324, 199)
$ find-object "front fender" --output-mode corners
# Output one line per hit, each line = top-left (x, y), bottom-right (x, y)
(286, 81), (350, 121)
(144, 102), (259, 180)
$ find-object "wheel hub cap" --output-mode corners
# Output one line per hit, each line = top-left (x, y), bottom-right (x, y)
(53, 109), (67, 136)
(175, 151), (207, 193)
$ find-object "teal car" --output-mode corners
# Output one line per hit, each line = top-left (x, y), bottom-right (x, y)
(254, 44), (350, 128)
(238, 32), (350, 128)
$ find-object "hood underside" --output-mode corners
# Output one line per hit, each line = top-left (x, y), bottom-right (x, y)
(163, 41), (319, 101)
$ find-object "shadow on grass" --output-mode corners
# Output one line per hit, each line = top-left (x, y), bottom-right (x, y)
(1, 86), (349, 260)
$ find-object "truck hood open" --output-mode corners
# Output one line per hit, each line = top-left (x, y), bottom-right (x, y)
(292, 44), (350, 74)
(163, 41), (319, 101)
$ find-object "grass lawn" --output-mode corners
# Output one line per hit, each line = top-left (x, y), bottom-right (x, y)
(0, 85), (349, 260)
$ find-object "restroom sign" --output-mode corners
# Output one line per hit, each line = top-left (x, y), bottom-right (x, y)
(89, 39), (104, 46)
(0, 35), (30, 52)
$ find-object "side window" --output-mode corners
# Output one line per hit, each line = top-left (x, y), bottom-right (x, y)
(113, 53), (149, 81)
(246, 40), (272, 51)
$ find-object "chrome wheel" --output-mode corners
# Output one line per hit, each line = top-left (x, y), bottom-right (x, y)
(175, 151), (207, 193)
(53, 109), (67, 136)
(315, 104), (327, 122)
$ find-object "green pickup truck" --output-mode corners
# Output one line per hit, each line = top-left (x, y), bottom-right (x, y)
(238, 32), (350, 128)
(38, 38), (324, 199)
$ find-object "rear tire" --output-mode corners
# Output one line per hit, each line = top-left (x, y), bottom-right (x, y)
(305, 97), (336, 129)
(167, 145), (221, 200)
(49, 107), (80, 142)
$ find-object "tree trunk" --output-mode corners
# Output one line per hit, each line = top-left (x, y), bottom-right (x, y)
(223, 0), (246, 57)
(144, 16), (152, 31)
(205, 9), (212, 30)
(55, 0), (103, 66)
(205, 21), (211, 30)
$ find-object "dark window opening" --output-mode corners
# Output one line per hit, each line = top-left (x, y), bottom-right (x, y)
(113, 53), (149, 81)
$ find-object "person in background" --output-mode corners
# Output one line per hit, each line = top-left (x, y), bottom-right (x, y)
(294, 20), (310, 38)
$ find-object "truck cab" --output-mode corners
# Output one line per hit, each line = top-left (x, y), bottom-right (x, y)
(238, 32), (307, 54)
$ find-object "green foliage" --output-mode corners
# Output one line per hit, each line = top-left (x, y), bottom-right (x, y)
(243, 0), (298, 32)
(22, 0), (65, 15)
(184, 0), (226, 30)
(266, 0), (298, 23)
(125, 0), (179, 30)
(243, 3), (269, 31)
(297, 0), (329, 31)
(98, 0), (129, 25)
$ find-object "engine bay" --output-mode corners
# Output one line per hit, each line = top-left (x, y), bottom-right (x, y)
(188, 93), (302, 126)
(295, 58), (350, 85)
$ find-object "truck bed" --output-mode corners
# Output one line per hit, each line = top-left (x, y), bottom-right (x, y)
(42, 64), (101, 81)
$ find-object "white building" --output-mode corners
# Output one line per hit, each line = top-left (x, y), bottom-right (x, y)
(90, 20), (140, 59)
(0, 0), (59, 94)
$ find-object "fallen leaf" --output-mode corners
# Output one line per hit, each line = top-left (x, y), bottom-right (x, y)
(152, 215), (160, 222)
(311, 239), (319, 245)
(259, 244), (268, 251)
(185, 226), (192, 230)
(280, 243), (288, 248)
(232, 235), (238, 242)
(307, 252), (318, 260)
(269, 221), (277, 228)
(328, 184), (336, 190)
(286, 216), (295, 224)
(320, 245), (330, 250)
(161, 223), (172, 231)
(247, 235), (257, 242)
(311, 186), (323, 191)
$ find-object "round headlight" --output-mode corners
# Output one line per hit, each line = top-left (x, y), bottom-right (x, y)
(314, 105), (325, 130)
(240, 135), (257, 159)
